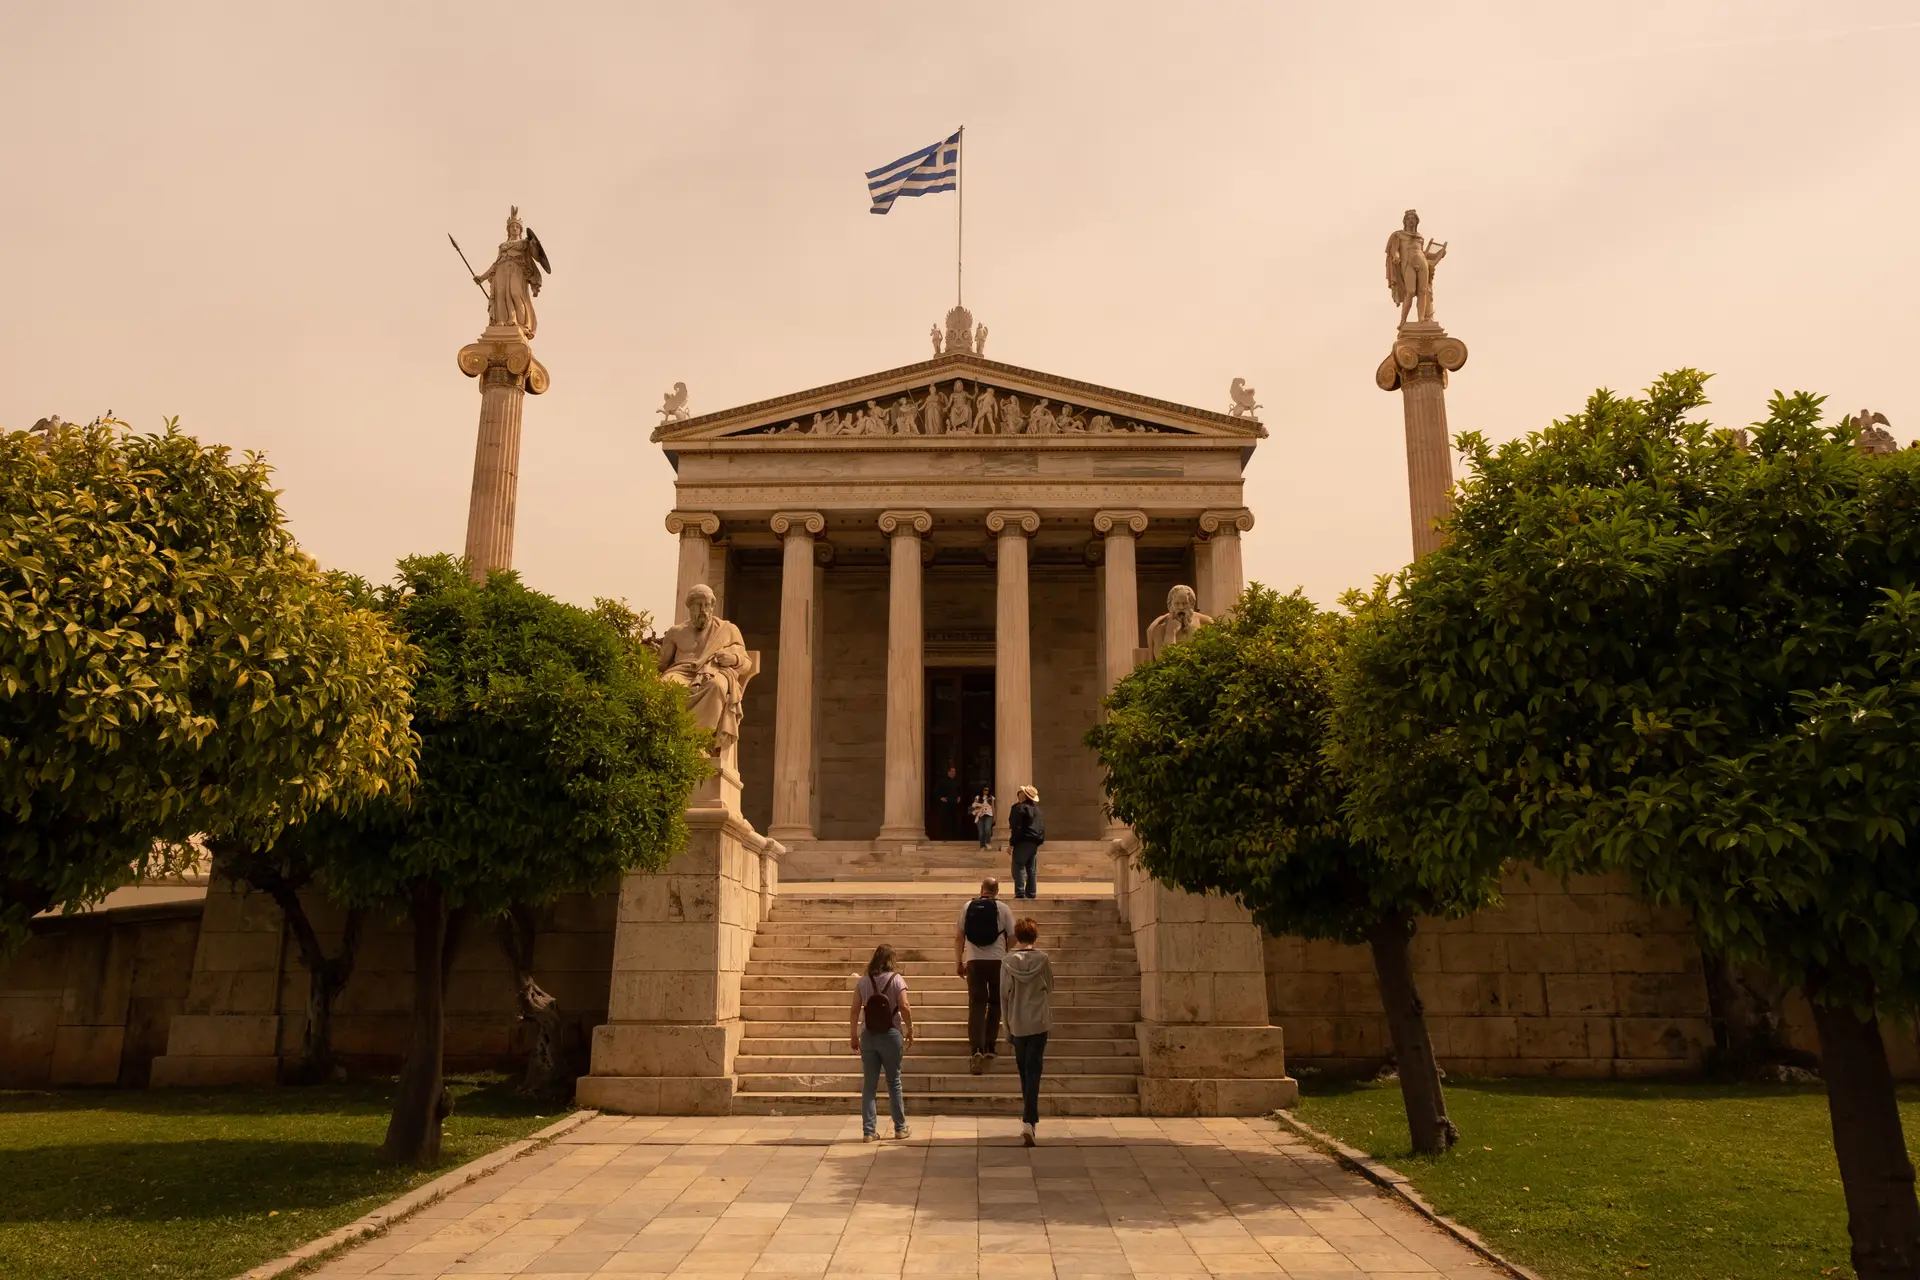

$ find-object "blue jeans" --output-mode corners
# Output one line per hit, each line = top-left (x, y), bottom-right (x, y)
(976, 815), (993, 848)
(1011, 842), (1038, 898)
(861, 1028), (905, 1135)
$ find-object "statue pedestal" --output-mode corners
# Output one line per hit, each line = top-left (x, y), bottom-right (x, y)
(577, 764), (784, 1116)
(1119, 842), (1298, 1115)
(1376, 323), (1468, 560)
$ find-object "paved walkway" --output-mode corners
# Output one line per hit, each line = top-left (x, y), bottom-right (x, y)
(311, 1115), (1493, 1280)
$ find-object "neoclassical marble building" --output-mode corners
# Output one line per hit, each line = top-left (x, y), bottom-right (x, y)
(654, 307), (1260, 873)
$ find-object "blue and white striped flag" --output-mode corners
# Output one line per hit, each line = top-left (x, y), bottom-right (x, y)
(866, 130), (960, 215)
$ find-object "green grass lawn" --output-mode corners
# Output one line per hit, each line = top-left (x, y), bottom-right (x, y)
(1292, 1076), (1920, 1280)
(0, 1075), (563, 1280)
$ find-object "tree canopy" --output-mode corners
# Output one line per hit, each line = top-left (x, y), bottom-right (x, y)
(1340, 372), (1920, 1274)
(1088, 586), (1498, 1151)
(324, 555), (708, 1163)
(0, 419), (415, 950)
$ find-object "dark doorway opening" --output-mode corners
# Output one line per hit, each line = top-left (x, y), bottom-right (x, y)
(925, 669), (995, 840)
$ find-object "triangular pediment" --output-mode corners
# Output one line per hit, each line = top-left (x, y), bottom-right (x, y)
(650, 352), (1265, 447)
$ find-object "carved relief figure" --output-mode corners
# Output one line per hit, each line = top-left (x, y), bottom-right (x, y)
(1386, 208), (1447, 326)
(1089, 413), (1115, 434)
(475, 206), (549, 337)
(658, 585), (750, 754)
(922, 384), (943, 435)
(1146, 585), (1213, 661)
(858, 401), (886, 435)
(947, 381), (972, 434)
(973, 385), (997, 434)
(1027, 398), (1056, 435)
(1000, 393), (1024, 436)
(1057, 404), (1085, 434)
(889, 396), (918, 435)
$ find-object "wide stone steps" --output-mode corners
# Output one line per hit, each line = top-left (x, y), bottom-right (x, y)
(778, 840), (1118, 882)
(732, 890), (1144, 1118)
(731, 1091), (1140, 1117)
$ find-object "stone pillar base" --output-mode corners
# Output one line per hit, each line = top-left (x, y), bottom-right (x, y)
(1137, 1024), (1297, 1116)
(576, 1075), (736, 1116)
(150, 1013), (282, 1086)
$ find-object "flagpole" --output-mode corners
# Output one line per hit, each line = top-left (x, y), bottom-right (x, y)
(956, 125), (965, 308)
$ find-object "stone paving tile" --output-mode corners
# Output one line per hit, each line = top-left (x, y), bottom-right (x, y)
(305, 1116), (1497, 1280)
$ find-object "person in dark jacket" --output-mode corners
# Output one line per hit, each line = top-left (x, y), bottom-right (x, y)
(1007, 785), (1044, 899)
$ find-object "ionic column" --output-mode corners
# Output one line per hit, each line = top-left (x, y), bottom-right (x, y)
(988, 510), (1039, 814)
(1198, 509), (1254, 614)
(1191, 535), (1217, 620)
(665, 511), (720, 624)
(1376, 324), (1469, 558)
(457, 327), (551, 581)
(768, 512), (824, 841)
(878, 510), (931, 843)
(1094, 510), (1147, 693)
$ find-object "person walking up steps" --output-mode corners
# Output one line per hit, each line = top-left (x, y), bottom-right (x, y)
(850, 943), (914, 1140)
(1008, 785), (1045, 899)
(971, 787), (995, 850)
(1001, 916), (1053, 1146)
(954, 877), (1015, 1074)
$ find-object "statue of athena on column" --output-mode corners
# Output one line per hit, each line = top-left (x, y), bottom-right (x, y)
(475, 206), (552, 337)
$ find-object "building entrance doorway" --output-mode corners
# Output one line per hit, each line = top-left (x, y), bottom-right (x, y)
(925, 669), (995, 841)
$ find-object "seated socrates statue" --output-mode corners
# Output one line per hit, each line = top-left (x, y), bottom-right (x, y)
(657, 584), (750, 756)
(1145, 585), (1213, 661)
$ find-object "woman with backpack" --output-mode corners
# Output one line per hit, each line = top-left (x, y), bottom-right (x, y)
(849, 943), (914, 1141)
(1000, 916), (1054, 1147)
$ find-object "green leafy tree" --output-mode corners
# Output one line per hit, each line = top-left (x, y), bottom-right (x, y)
(1087, 587), (1498, 1154)
(323, 556), (707, 1165)
(0, 418), (415, 952)
(1341, 372), (1920, 1275)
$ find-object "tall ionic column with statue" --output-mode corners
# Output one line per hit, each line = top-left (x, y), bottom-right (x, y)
(1377, 209), (1468, 559)
(457, 207), (552, 581)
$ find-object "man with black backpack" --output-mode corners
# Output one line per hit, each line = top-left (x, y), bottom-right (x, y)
(953, 877), (1016, 1074)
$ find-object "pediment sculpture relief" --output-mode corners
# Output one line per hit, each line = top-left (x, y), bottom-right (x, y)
(730, 382), (1190, 439)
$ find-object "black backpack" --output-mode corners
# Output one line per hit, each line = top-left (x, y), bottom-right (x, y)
(964, 898), (1002, 947)
(862, 972), (900, 1033)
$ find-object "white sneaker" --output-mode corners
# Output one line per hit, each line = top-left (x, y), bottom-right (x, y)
(895, 1125), (912, 1140)
(1021, 1122), (1035, 1147)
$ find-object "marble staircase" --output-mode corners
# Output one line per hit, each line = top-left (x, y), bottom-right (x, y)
(777, 839), (1116, 882)
(731, 891), (1143, 1116)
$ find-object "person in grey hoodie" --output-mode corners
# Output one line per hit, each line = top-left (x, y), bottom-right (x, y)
(999, 915), (1054, 1146)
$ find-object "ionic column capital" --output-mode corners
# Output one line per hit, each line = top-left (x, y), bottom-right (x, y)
(1376, 327), (1469, 391)
(1198, 508), (1255, 536)
(665, 510), (721, 538)
(878, 509), (933, 537)
(770, 511), (826, 538)
(986, 509), (1040, 537)
(1093, 509), (1148, 537)
(457, 334), (550, 395)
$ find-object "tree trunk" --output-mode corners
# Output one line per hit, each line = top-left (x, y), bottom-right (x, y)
(381, 880), (450, 1166)
(498, 903), (571, 1101)
(265, 885), (364, 1085)
(1366, 913), (1458, 1155)
(1806, 982), (1920, 1278)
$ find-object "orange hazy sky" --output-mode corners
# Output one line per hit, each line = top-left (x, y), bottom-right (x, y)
(4, 2), (1916, 619)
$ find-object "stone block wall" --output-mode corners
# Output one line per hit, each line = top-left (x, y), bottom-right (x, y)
(1262, 867), (1714, 1077)
(815, 566), (889, 839)
(0, 903), (200, 1087)
(1029, 564), (1103, 839)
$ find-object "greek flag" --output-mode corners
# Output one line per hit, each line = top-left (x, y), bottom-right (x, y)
(866, 130), (960, 215)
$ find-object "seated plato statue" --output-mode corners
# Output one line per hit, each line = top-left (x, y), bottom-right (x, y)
(657, 584), (749, 754)
(1145, 584), (1213, 661)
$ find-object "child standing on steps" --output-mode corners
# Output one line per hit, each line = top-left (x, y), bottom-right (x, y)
(850, 943), (914, 1141)
(1001, 916), (1053, 1146)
